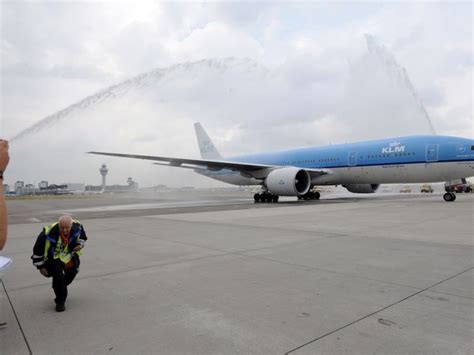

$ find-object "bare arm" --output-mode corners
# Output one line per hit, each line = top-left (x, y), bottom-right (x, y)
(0, 184), (6, 250)
(0, 139), (10, 251)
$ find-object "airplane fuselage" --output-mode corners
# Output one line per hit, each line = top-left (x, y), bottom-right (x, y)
(198, 135), (474, 186)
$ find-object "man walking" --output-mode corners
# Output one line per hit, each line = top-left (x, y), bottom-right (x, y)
(32, 215), (87, 312)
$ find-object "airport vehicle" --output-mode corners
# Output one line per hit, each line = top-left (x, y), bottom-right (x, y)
(89, 123), (474, 202)
(453, 184), (472, 193)
(445, 178), (472, 193)
(400, 186), (411, 193)
(420, 184), (433, 193)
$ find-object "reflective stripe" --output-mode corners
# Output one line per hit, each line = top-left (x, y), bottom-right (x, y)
(32, 254), (43, 258)
(43, 223), (58, 262)
(53, 235), (73, 264)
(33, 261), (45, 266)
(43, 222), (58, 236)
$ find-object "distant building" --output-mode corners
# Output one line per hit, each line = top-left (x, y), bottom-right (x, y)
(85, 177), (138, 193)
(64, 183), (85, 193)
(38, 181), (48, 189)
(14, 181), (24, 194)
(85, 185), (103, 192)
(127, 177), (139, 192)
(20, 184), (36, 195)
(3, 184), (10, 193)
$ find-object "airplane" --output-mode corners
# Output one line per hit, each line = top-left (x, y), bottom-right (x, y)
(89, 122), (474, 202)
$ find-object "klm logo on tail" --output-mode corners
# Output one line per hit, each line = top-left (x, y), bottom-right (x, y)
(200, 140), (214, 154)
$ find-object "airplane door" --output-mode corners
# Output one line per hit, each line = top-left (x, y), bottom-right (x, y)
(425, 144), (439, 162)
(348, 152), (357, 166)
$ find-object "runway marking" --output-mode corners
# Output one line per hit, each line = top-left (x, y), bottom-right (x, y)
(284, 266), (474, 354)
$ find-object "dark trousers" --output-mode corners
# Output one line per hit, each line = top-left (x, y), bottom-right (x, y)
(44, 256), (80, 305)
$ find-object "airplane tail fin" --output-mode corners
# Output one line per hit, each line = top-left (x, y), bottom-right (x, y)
(194, 122), (222, 159)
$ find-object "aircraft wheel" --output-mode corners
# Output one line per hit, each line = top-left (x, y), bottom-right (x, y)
(254, 193), (260, 203)
(297, 196), (302, 200)
(314, 192), (320, 200)
(303, 192), (313, 200)
(451, 192), (456, 201)
(272, 195), (279, 203)
(443, 192), (455, 202)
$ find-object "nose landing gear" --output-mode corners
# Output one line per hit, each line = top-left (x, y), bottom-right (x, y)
(443, 192), (456, 202)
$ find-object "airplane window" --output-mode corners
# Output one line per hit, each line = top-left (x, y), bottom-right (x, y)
(471, 145), (474, 150)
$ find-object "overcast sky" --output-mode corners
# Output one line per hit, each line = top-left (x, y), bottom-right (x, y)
(1, 1), (472, 187)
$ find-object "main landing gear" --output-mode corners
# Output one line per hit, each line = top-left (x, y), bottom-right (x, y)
(253, 190), (321, 203)
(443, 192), (456, 202)
(297, 191), (320, 200)
(254, 192), (279, 203)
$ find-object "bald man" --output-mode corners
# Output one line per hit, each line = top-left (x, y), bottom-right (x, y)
(32, 215), (88, 312)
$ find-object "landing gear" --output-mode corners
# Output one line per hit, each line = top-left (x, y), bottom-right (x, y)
(443, 192), (456, 202)
(254, 192), (279, 203)
(299, 191), (320, 201)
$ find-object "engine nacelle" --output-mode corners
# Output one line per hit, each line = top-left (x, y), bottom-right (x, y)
(265, 168), (311, 196)
(344, 184), (380, 194)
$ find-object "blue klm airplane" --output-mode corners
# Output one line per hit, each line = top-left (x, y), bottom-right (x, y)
(90, 123), (474, 202)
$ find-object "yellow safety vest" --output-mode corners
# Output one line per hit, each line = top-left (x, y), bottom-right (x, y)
(43, 221), (83, 264)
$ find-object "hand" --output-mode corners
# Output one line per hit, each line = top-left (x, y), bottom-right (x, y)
(0, 139), (9, 172)
(39, 268), (48, 277)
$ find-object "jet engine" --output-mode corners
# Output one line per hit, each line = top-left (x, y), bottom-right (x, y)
(344, 184), (380, 193)
(265, 167), (311, 196)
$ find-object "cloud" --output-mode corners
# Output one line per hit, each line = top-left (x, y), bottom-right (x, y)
(1, 1), (472, 188)
(7, 43), (439, 187)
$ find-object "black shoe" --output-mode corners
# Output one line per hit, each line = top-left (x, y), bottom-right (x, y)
(55, 304), (65, 312)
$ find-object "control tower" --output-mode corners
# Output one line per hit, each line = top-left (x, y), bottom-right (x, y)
(100, 163), (108, 190)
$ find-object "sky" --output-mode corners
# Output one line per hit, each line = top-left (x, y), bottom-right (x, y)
(0, 1), (472, 188)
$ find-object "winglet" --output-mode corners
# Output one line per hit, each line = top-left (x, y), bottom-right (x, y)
(194, 122), (222, 159)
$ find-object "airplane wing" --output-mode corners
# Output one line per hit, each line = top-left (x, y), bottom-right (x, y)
(88, 151), (328, 178)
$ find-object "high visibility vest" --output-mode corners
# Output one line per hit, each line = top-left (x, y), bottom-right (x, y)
(43, 221), (83, 264)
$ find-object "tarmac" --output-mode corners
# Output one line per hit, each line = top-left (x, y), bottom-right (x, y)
(1, 190), (473, 354)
